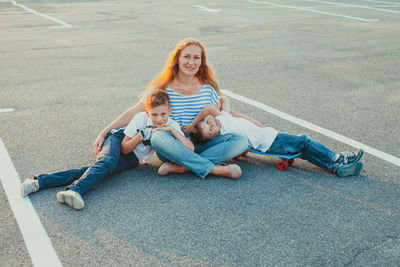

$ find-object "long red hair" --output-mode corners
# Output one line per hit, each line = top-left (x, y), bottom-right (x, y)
(145, 38), (221, 94)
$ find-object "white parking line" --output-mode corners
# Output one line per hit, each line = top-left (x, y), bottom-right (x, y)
(0, 138), (62, 267)
(0, 108), (15, 113)
(0, 11), (30, 14)
(359, 0), (400, 5)
(222, 89), (400, 167)
(193, 5), (221, 13)
(245, 0), (379, 22)
(11, 0), (72, 28)
(307, 0), (400, 14)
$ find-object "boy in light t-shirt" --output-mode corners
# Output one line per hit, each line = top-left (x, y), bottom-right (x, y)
(183, 97), (364, 178)
(121, 91), (193, 165)
(20, 91), (192, 210)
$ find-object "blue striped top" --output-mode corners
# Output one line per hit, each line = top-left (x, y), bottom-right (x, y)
(140, 85), (221, 128)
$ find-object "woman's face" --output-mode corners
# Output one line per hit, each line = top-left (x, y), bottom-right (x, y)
(177, 45), (202, 77)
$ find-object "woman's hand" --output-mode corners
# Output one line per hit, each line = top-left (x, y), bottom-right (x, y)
(93, 131), (106, 155)
(92, 102), (146, 154)
(182, 123), (194, 135)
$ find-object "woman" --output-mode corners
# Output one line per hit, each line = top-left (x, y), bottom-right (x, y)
(93, 38), (250, 178)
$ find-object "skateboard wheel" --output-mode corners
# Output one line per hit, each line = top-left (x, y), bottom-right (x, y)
(277, 161), (288, 171)
(288, 159), (295, 166)
(232, 151), (248, 160)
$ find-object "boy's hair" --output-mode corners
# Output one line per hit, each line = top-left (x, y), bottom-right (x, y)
(144, 90), (170, 110)
(189, 123), (211, 145)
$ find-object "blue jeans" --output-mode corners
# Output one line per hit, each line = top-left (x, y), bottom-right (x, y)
(266, 133), (339, 172)
(37, 129), (139, 195)
(151, 131), (248, 178)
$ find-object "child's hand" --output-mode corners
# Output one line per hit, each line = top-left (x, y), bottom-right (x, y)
(182, 123), (194, 135)
(253, 119), (265, 128)
(152, 126), (172, 134)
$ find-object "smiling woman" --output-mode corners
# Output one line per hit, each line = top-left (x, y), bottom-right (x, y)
(177, 45), (202, 77)
(93, 38), (248, 179)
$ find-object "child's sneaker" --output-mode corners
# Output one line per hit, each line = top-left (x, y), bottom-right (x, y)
(56, 190), (84, 210)
(336, 162), (363, 178)
(337, 149), (364, 165)
(20, 178), (39, 197)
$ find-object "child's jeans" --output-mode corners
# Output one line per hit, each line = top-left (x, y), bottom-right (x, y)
(36, 129), (139, 195)
(266, 133), (339, 173)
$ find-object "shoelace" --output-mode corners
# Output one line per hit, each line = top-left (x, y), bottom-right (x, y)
(340, 152), (355, 164)
(31, 181), (39, 192)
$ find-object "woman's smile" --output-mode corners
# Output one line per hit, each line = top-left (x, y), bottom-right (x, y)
(178, 45), (202, 76)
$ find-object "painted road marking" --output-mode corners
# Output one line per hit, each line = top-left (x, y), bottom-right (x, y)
(0, 138), (62, 267)
(222, 89), (400, 168)
(245, 0), (379, 22)
(11, 0), (72, 28)
(193, 5), (222, 13)
(0, 11), (30, 14)
(307, 0), (400, 14)
(359, 0), (400, 5)
(0, 108), (15, 113)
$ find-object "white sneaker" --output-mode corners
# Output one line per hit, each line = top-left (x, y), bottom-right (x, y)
(20, 178), (39, 197)
(56, 190), (84, 210)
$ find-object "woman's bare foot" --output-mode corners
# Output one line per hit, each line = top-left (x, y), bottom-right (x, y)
(158, 162), (242, 179)
(158, 162), (188, 175)
(210, 163), (242, 179)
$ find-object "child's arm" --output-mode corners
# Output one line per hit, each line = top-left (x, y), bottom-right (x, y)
(219, 96), (264, 127)
(121, 133), (142, 155)
(230, 110), (265, 127)
(182, 105), (222, 135)
(152, 126), (194, 152)
(220, 96), (231, 113)
(220, 96), (264, 127)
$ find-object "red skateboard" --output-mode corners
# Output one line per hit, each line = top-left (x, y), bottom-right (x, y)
(233, 149), (301, 171)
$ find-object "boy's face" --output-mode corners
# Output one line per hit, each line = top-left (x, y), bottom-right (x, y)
(146, 104), (172, 127)
(198, 116), (221, 140)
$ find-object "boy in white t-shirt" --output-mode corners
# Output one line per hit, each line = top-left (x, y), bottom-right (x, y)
(183, 97), (363, 178)
(121, 91), (193, 165)
(20, 91), (193, 210)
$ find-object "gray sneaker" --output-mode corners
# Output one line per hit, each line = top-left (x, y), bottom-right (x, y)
(337, 149), (364, 165)
(56, 190), (84, 210)
(20, 178), (39, 197)
(336, 162), (363, 178)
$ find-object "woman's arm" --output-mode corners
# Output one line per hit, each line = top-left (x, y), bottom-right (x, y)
(121, 133), (142, 155)
(182, 105), (222, 135)
(153, 126), (194, 151)
(93, 102), (145, 154)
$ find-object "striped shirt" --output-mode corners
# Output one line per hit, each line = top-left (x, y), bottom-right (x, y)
(140, 84), (221, 128)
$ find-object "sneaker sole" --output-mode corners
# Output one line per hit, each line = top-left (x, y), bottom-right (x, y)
(20, 184), (37, 198)
(57, 192), (84, 210)
(20, 185), (26, 198)
(337, 162), (363, 178)
(353, 149), (364, 163)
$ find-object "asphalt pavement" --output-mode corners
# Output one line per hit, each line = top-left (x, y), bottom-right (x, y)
(1, 0), (399, 266)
